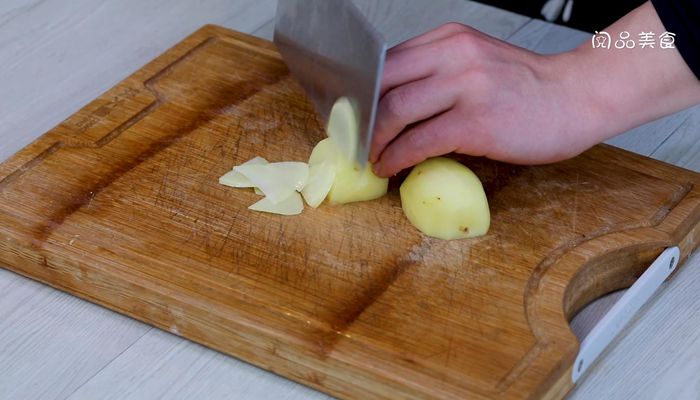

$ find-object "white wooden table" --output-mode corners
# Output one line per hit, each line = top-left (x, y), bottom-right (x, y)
(1, 1), (699, 399)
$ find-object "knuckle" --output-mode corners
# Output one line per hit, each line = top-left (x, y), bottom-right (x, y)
(441, 22), (469, 33)
(446, 31), (477, 49)
(431, 31), (481, 62)
(454, 31), (492, 56)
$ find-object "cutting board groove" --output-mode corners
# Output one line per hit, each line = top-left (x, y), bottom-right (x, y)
(1, 26), (700, 400)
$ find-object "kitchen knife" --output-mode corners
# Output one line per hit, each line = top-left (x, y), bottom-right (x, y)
(274, 0), (387, 166)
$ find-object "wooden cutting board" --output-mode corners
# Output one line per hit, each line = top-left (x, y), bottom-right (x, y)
(1, 25), (699, 400)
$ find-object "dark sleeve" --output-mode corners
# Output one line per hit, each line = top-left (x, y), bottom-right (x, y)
(651, 0), (700, 79)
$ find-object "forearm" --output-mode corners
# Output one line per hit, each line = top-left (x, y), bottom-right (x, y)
(555, 1), (700, 143)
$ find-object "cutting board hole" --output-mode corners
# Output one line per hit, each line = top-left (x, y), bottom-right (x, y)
(570, 290), (626, 341)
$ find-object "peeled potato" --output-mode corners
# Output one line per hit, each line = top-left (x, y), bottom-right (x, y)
(400, 157), (490, 240)
(308, 96), (388, 205)
(329, 160), (388, 205)
(308, 138), (387, 205)
(221, 96), (387, 214)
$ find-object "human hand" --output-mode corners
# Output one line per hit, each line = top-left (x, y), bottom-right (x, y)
(371, 5), (700, 178)
(370, 23), (597, 177)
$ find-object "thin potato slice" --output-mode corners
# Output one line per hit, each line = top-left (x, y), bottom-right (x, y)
(309, 138), (340, 167)
(327, 97), (359, 162)
(302, 162), (336, 208)
(219, 156), (268, 188)
(235, 162), (309, 204)
(249, 192), (304, 216)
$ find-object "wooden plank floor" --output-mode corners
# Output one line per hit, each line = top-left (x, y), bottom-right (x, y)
(1, 1), (699, 399)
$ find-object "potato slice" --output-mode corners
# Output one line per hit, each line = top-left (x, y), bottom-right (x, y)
(302, 162), (336, 208)
(223, 96), (387, 212)
(219, 156), (268, 188)
(400, 157), (490, 240)
(235, 162), (309, 204)
(249, 192), (304, 216)
(327, 97), (359, 162)
(309, 137), (340, 167)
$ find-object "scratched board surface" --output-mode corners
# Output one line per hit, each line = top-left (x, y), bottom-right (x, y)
(1, 26), (700, 400)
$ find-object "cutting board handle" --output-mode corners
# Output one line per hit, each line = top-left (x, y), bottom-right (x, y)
(572, 246), (680, 382)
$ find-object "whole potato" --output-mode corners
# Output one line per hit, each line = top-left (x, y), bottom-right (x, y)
(400, 157), (490, 240)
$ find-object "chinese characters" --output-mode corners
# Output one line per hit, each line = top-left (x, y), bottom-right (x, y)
(592, 31), (676, 50)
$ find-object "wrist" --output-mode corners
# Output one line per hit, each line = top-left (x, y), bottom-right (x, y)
(542, 49), (619, 149)
(550, 2), (700, 147)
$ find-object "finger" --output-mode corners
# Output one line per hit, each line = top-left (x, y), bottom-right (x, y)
(380, 43), (439, 98)
(374, 110), (481, 177)
(380, 27), (481, 97)
(370, 76), (458, 163)
(390, 22), (470, 53)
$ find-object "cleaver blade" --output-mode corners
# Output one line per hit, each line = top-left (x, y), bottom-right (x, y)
(274, 0), (387, 166)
